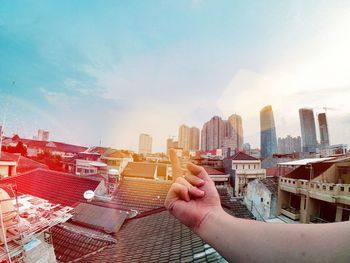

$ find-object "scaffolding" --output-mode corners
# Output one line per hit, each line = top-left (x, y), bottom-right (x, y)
(0, 183), (73, 263)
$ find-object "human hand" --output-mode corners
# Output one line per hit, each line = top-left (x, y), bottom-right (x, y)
(164, 149), (222, 233)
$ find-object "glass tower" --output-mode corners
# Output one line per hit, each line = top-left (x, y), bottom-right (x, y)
(260, 105), (277, 158)
(299, 108), (318, 152)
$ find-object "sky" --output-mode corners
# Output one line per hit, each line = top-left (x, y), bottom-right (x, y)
(1, 0), (350, 152)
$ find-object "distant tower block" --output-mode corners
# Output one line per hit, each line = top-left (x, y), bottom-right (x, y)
(318, 112), (330, 147)
(260, 105), (277, 158)
(299, 108), (317, 152)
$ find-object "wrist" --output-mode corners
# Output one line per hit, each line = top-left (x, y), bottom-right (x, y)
(195, 206), (226, 237)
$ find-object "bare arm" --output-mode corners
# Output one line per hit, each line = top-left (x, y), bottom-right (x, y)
(165, 149), (350, 263)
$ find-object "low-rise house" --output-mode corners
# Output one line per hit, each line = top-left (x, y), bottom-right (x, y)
(278, 157), (350, 223)
(0, 154), (16, 178)
(0, 161), (255, 262)
(245, 177), (279, 221)
(224, 152), (266, 197)
(100, 149), (133, 174)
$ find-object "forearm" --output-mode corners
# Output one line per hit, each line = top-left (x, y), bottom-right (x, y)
(198, 209), (350, 263)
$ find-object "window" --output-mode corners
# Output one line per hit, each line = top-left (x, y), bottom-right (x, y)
(260, 197), (264, 202)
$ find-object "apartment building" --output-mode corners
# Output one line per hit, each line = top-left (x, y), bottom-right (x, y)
(278, 157), (350, 223)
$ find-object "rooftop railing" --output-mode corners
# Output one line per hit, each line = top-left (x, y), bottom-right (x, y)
(279, 178), (350, 204)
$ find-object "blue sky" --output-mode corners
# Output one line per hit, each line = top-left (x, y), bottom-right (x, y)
(1, 1), (350, 151)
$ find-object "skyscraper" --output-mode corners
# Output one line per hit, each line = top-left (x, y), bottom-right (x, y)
(178, 125), (190, 151)
(318, 113), (330, 147)
(201, 116), (226, 151)
(178, 125), (200, 151)
(138, 133), (152, 155)
(299, 108), (318, 152)
(189, 127), (200, 151)
(260, 105), (277, 158)
(228, 114), (244, 150)
(200, 116), (235, 156)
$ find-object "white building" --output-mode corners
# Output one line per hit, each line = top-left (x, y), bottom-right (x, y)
(224, 152), (266, 196)
(138, 134), (152, 155)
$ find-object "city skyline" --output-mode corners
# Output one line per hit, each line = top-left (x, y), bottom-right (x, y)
(1, 1), (350, 152)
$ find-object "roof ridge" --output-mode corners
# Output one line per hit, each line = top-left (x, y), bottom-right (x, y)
(126, 207), (167, 221)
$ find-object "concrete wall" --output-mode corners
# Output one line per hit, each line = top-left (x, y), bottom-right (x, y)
(245, 179), (275, 220)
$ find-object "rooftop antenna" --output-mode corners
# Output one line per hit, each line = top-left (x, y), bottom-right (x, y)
(0, 81), (15, 158)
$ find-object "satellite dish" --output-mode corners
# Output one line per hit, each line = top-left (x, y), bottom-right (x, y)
(83, 190), (95, 201)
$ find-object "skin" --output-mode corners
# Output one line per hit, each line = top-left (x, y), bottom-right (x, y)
(165, 149), (350, 263)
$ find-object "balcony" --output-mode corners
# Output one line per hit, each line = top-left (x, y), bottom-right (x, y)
(279, 178), (299, 193)
(236, 169), (266, 178)
(281, 207), (300, 220)
(279, 178), (350, 205)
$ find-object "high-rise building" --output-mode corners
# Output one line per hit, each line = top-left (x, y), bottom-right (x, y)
(260, 105), (277, 158)
(228, 114), (244, 150)
(178, 125), (190, 151)
(178, 125), (200, 151)
(278, 135), (302, 154)
(166, 137), (178, 152)
(138, 133), (152, 155)
(37, 129), (49, 141)
(299, 108), (318, 152)
(318, 113), (330, 147)
(189, 127), (200, 151)
(201, 116), (225, 152)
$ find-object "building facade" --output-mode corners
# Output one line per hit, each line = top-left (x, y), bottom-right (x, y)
(278, 135), (302, 154)
(278, 158), (350, 223)
(138, 133), (152, 155)
(228, 114), (244, 151)
(224, 152), (266, 197)
(245, 177), (279, 221)
(178, 125), (200, 152)
(299, 108), (318, 152)
(189, 127), (200, 151)
(260, 105), (277, 158)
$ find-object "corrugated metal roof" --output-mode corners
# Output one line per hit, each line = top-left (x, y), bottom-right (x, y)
(278, 157), (335, 166)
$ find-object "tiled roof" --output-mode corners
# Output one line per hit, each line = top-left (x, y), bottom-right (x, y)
(80, 210), (225, 263)
(17, 138), (87, 153)
(52, 224), (116, 262)
(72, 203), (129, 233)
(92, 177), (171, 214)
(216, 187), (254, 219)
(227, 151), (258, 161)
(0, 168), (99, 207)
(102, 149), (131, 159)
(266, 166), (294, 177)
(121, 162), (157, 179)
(203, 166), (226, 175)
(0, 152), (49, 173)
(259, 177), (279, 197)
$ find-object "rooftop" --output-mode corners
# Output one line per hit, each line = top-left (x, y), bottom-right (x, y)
(259, 177), (279, 196)
(0, 152), (48, 173)
(0, 168), (100, 207)
(92, 177), (171, 214)
(226, 151), (258, 161)
(121, 162), (157, 179)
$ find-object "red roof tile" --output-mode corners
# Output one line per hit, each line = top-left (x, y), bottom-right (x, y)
(52, 224), (116, 262)
(0, 168), (99, 207)
(80, 211), (225, 263)
(0, 152), (49, 173)
(92, 178), (171, 214)
(226, 151), (258, 161)
(203, 166), (226, 175)
(121, 162), (157, 179)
